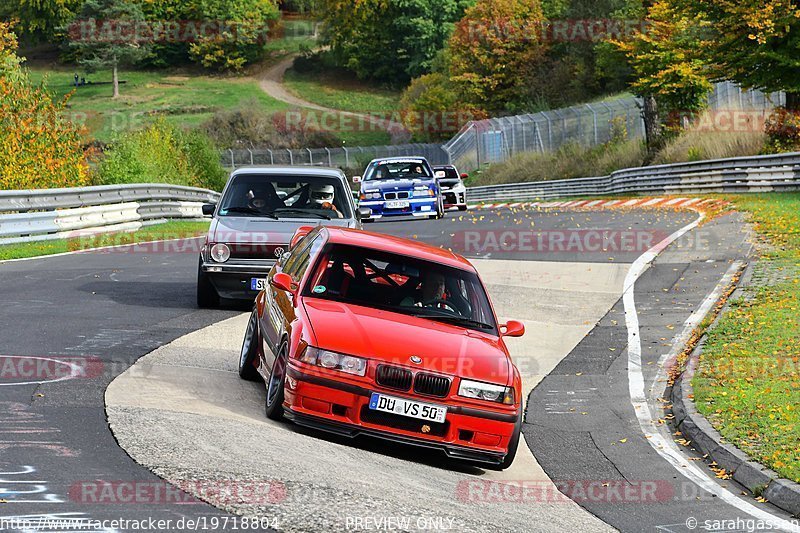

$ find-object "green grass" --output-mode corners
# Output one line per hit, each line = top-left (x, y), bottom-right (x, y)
(0, 220), (210, 261)
(283, 68), (402, 115)
(693, 193), (800, 483)
(29, 66), (288, 143)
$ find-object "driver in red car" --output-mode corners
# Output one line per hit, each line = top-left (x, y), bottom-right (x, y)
(401, 272), (447, 308)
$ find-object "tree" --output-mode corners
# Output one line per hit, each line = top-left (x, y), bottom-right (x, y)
(67, 0), (151, 98)
(317, 0), (473, 84)
(448, 0), (549, 113)
(0, 22), (89, 190)
(675, 0), (800, 110)
(0, 0), (84, 41)
(612, 0), (712, 158)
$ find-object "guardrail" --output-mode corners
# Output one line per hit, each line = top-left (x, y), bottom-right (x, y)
(0, 184), (220, 245)
(466, 152), (800, 203)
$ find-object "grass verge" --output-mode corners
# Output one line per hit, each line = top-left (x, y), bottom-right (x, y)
(692, 193), (800, 484)
(283, 67), (402, 115)
(0, 220), (209, 261)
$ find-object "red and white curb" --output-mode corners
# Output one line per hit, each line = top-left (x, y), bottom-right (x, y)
(470, 197), (722, 211)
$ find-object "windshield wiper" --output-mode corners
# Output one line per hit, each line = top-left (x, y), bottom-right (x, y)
(272, 209), (332, 220)
(224, 206), (278, 219)
(408, 312), (494, 331)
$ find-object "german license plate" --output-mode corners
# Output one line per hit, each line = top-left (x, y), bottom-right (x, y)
(385, 200), (410, 209)
(368, 393), (447, 423)
(250, 278), (267, 291)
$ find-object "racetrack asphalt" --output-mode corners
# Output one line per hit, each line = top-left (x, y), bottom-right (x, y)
(1, 205), (782, 532)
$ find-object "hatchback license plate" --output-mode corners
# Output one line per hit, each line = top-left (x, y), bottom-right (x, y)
(368, 393), (447, 423)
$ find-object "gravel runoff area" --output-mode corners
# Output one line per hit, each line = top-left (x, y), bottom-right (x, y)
(106, 259), (630, 532)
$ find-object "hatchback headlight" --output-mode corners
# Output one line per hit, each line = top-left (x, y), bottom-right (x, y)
(299, 347), (367, 377)
(210, 243), (230, 263)
(458, 379), (514, 405)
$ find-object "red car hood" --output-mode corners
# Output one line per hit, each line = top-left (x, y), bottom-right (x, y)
(302, 299), (511, 386)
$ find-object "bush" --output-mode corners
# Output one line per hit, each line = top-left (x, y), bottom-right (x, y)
(98, 120), (227, 191)
(764, 107), (800, 154)
(201, 103), (339, 149)
(1, 22), (89, 190)
(399, 72), (486, 142)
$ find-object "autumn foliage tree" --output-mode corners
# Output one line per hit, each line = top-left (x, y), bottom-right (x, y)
(0, 23), (89, 190)
(612, 0), (712, 158)
(675, 0), (800, 110)
(448, 0), (548, 113)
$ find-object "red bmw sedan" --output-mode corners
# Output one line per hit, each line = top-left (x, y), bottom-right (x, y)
(238, 226), (525, 469)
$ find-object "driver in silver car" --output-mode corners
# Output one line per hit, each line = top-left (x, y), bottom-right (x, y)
(309, 183), (343, 218)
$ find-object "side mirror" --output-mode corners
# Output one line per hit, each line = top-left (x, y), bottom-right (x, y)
(500, 320), (525, 338)
(201, 203), (216, 217)
(271, 272), (298, 294)
(352, 176), (362, 184)
(460, 173), (469, 180)
(357, 206), (372, 221)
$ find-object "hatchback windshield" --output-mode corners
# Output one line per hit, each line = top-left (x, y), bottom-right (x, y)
(218, 174), (352, 220)
(364, 160), (433, 181)
(304, 244), (498, 334)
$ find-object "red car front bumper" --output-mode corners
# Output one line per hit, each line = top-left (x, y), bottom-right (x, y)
(284, 364), (519, 466)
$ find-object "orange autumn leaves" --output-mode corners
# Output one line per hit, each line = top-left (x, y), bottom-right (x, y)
(0, 22), (88, 190)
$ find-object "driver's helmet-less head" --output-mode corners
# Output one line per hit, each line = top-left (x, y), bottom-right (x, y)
(422, 272), (446, 302)
(310, 183), (335, 207)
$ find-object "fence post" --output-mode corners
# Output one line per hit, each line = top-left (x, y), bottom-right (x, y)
(586, 104), (598, 145)
(228, 149), (235, 169)
(344, 147), (350, 168)
(474, 124), (481, 168)
(542, 112), (553, 151)
(307, 148), (313, 165)
(325, 148), (332, 166)
(248, 149), (254, 166)
(287, 149), (293, 165)
(268, 149), (274, 165)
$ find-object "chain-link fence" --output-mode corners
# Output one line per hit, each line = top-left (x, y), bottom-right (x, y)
(224, 144), (449, 173)
(223, 82), (785, 174)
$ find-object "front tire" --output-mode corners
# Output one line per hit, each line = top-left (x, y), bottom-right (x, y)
(264, 341), (288, 421)
(458, 205), (468, 212)
(499, 411), (523, 470)
(238, 310), (262, 382)
(197, 259), (219, 308)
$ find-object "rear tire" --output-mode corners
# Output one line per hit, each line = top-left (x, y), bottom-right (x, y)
(264, 341), (288, 421)
(238, 310), (262, 382)
(197, 259), (219, 308)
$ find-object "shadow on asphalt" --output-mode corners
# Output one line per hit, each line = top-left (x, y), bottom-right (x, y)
(79, 280), (254, 312)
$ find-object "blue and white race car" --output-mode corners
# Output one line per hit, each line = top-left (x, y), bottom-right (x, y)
(355, 157), (444, 221)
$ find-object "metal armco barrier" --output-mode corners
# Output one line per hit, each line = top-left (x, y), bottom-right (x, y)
(466, 152), (800, 203)
(0, 184), (220, 245)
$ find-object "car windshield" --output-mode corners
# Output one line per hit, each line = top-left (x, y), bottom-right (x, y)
(217, 174), (352, 219)
(363, 161), (432, 181)
(434, 167), (459, 179)
(304, 244), (498, 334)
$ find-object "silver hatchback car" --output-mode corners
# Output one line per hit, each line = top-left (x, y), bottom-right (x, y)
(197, 166), (369, 307)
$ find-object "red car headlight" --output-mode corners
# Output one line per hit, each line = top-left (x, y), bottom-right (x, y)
(458, 379), (515, 405)
(300, 347), (367, 377)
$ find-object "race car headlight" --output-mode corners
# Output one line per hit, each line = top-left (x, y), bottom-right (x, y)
(370, 192), (382, 199)
(210, 243), (230, 263)
(299, 347), (367, 377)
(458, 379), (514, 405)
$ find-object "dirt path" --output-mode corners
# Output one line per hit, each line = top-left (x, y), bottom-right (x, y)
(256, 54), (410, 144)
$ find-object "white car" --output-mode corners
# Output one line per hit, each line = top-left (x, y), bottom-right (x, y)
(433, 165), (468, 211)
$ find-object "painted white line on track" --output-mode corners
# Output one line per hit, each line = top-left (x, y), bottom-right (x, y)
(623, 213), (800, 532)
